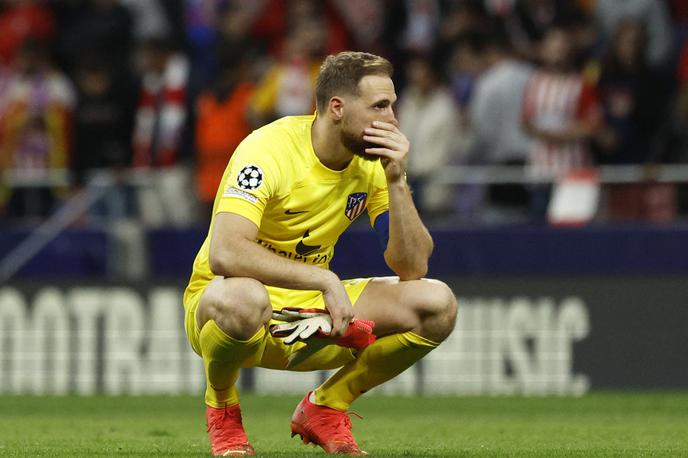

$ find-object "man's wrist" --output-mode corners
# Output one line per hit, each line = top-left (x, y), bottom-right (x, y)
(317, 269), (340, 292)
(387, 176), (409, 192)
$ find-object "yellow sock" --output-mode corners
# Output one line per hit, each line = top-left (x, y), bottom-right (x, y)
(199, 320), (266, 408)
(315, 331), (439, 411)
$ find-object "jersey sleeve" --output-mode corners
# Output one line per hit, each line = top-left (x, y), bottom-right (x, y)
(216, 131), (282, 227)
(367, 162), (389, 227)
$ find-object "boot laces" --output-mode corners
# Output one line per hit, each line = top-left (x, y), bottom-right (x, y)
(208, 406), (249, 446)
(319, 409), (362, 443)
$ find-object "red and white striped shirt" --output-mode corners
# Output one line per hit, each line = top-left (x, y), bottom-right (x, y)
(522, 71), (600, 179)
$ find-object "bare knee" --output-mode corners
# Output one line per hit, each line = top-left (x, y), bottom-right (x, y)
(198, 277), (272, 340)
(418, 279), (458, 342)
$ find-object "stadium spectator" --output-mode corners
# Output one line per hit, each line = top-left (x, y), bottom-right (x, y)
(120, 0), (184, 45)
(595, 0), (673, 69)
(194, 57), (255, 220)
(381, 0), (443, 90)
(131, 37), (194, 227)
(595, 20), (671, 166)
(71, 55), (137, 221)
(445, 32), (487, 219)
(53, 0), (133, 75)
(469, 27), (533, 218)
(331, 0), (385, 50)
(437, 1), (490, 60)
(250, 0), (351, 57)
(521, 26), (602, 218)
(184, 0), (218, 92)
(447, 32), (487, 113)
(398, 53), (463, 215)
(212, 2), (266, 89)
(190, 2), (265, 220)
(247, 24), (324, 127)
(398, 0), (441, 54)
(183, 1), (261, 102)
(503, 0), (588, 62)
(132, 38), (188, 169)
(470, 26), (534, 163)
(183, 51), (457, 456)
(595, 20), (676, 222)
(0, 0), (54, 66)
(0, 39), (74, 220)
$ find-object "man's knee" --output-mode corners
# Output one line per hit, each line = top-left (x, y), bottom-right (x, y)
(420, 279), (458, 341)
(199, 277), (272, 339)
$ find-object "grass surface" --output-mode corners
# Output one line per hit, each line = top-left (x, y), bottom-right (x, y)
(0, 392), (687, 456)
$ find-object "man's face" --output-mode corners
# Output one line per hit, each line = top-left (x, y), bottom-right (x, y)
(613, 22), (643, 67)
(541, 30), (571, 70)
(339, 75), (398, 160)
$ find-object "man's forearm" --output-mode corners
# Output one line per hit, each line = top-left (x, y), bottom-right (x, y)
(384, 179), (433, 280)
(210, 237), (338, 292)
(534, 123), (596, 143)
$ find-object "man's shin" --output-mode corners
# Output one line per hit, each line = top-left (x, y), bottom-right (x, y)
(314, 332), (439, 411)
(200, 320), (266, 408)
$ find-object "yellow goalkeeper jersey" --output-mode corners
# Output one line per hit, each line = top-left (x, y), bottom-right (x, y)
(184, 115), (389, 306)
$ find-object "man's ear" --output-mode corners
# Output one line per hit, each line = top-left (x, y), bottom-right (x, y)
(329, 97), (344, 121)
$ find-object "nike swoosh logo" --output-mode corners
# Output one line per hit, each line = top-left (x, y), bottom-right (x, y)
(285, 209), (308, 215)
(295, 229), (321, 256)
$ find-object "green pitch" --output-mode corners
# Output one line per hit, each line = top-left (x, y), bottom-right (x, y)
(0, 392), (687, 457)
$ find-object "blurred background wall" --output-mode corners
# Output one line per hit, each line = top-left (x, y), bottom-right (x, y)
(1, 0), (688, 395)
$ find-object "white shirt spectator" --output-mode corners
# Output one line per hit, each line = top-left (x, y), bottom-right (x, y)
(470, 58), (533, 164)
(120, 0), (170, 40)
(399, 86), (463, 212)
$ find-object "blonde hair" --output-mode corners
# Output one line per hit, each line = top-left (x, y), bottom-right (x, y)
(315, 51), (393, 112)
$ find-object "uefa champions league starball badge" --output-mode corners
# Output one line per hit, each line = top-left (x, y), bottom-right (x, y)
(237, 165), (264, 190)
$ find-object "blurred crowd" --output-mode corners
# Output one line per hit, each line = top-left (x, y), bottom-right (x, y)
(2, 0), (688, 227)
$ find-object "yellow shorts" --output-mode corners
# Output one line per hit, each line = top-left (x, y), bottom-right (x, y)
(184, 277), (372, 371)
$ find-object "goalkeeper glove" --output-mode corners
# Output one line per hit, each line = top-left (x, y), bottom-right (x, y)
(269, 307), (376, 350)
(270, 307), (377, 369)
(269, 308), (333, 345)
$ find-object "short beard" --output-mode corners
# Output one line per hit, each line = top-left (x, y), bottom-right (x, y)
(340, 129), (379, 162)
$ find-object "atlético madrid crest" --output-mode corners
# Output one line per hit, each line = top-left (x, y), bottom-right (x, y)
(344, 192), (368, 221)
